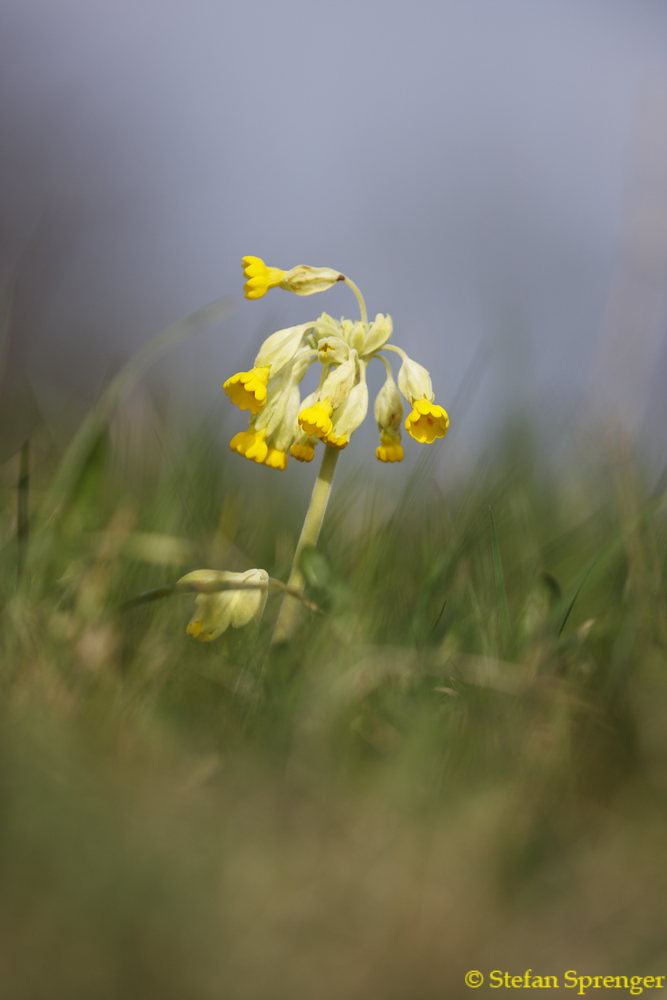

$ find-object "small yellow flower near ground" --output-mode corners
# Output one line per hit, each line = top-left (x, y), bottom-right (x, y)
(376, 433), (404, 463)
(298, 399), (333, 439)
(289, 442), (316, 462)
(223, 367), (270, 414)
(180, 568), (269, 641)
(405, 399), (449, 443)
(242, 256), (286, 300)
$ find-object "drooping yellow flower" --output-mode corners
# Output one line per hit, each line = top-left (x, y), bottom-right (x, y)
(242, 256), (286, 300)
(405, 399), (449, 443)
(298, 399), (333, 439)
(229, 429), (256, 455)
(289, 442), (316, 462)
(264, 444), (289, 470)
(224, 367), (270, 414)
(376, 432), (404, 463)
(230, 426), (268, 464)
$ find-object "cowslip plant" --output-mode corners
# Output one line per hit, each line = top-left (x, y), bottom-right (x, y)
(224, 257), (450, 642)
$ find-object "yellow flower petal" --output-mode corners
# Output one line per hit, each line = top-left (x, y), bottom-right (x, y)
(186, 620), (212, 642)
(244, 429), (268, 464)
(242, 256), (286, 300)
(289, 443), (316, 463)
(229, 429), (255, 455)
(405, 399), (449, 443)
(264, 445), (289, 470)
(223, 367), (270, 414)
(298, 399), (333, 439)
(230, 428), (268, 464)
(324, 431), (348, 449)
(376, 433), (404, 463)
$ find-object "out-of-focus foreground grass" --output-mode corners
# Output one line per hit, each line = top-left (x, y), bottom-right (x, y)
(0, 396), (666, 1000)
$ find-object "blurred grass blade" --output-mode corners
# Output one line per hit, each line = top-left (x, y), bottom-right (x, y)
(17, 438), (29, 583)
(41, 297), (233, 521)
(490, 506), (511, 648)
(557, 558), (598, 637)
(554, 491), (667, 637)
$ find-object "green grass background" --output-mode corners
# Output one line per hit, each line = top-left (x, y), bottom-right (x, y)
(0, 363), (666, 998)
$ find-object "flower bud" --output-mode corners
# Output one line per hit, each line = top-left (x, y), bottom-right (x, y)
(397, 355), (434, 405)
(374, 373), (403, 437)
(363, 313), (393, 355)
(280, 265), (344, 296)
(179, 568), (269, 641)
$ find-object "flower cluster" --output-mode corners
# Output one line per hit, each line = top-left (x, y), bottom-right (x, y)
(223, 257), (449, 469)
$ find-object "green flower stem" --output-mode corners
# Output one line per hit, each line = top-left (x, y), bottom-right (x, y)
(271, 445), (340, 644)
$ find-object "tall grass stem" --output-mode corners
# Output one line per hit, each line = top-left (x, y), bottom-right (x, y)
(489, 505), (511, 649)
(17, 438), (29, 584)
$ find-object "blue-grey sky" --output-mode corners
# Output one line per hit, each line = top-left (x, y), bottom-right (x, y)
(1, 0), (667, 467)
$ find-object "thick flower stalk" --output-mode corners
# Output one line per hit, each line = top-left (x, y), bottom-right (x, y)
(224, 255), (450, 641)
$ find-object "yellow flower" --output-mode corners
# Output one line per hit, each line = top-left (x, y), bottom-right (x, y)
(264, 444), (289, 470)
(324, 431), (348, 449)
(229, 429), (255, 454)
(242, 256), (286, 300)
(298, 399), (333, 439)
(230, 427), (268, 463)
(405, 399), (449, 443)
(376, 432), (404, 463)
(289, 442), (316, 462)
(224, 367), (270, 414)
(180, 568), (269, 641)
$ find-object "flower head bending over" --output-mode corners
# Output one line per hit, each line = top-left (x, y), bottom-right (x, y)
(225, 256), (449, 468)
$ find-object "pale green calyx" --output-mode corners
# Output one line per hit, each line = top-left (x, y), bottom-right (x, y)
(374, 371), (403, 437)
(363, 313), (393, 354)
(280, 265), (344, 296)
(329, 374), (368, 444)
(320, 350), (358, 409)
(255, 323), (313, 374)
(397, 355), (434, 405)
